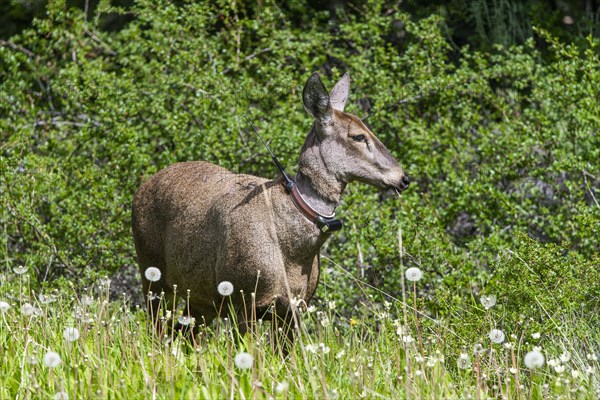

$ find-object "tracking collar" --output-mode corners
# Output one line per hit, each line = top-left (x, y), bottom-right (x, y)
(286, 182), (343, 233)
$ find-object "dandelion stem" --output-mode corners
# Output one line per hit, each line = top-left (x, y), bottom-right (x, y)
(398, 227), (411, 397)
(413, 281), (425, 357)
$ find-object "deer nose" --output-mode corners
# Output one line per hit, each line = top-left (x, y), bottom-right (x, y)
(399, 175), (410, 190)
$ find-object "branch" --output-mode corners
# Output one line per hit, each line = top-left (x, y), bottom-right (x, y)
(84, 28), (117, 56)
(0, 39), (37, 59)
(222, 47), (272, 74)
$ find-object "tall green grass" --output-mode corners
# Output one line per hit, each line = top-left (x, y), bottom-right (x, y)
(1, 257), (598, 399)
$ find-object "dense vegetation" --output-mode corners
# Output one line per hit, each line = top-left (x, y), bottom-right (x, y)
(3, 0), (600, 49)
(1, 0), (598, 398)
(1, 277), (598, 398)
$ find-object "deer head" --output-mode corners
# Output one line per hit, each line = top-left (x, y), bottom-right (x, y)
(298, 72), (409, 207)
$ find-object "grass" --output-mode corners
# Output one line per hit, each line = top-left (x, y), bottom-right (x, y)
(1, 260), (598, 400)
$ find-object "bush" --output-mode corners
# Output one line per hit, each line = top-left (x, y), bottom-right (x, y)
(1, 0), (598, 333)
(488, 233), (599, 331)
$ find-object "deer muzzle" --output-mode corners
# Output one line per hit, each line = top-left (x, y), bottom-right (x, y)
(386, 173), (410, 193)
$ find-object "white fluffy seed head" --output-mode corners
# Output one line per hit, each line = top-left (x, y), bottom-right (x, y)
(234, 352), (253, 369)
(480, 294), (497, 309)
(13, 265), (28, 275)
(63, 327), (80, 342)
(524, 350), (545, 369)
(144, 267), (162, 282)
(489, 329), (506, 344)
(177, 315), (195, 326)
(473, 343), (485, 355)
(43, 351), (62, 368)
(39, 293), (57, 305)
(275, 381), (289, 393)
(405, 267), (422, 282)
(217, 281), (234, 296)
(0, 301), (9, 313)
(54, 391), (69, 400)
(21, 303), (39, 316)
(457, 353), (471, 369)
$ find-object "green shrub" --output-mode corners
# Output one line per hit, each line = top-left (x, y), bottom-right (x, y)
(0, 0), (598, 335)
(487, 232), (599, 331)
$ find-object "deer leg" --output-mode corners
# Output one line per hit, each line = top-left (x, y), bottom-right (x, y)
(256, 297), (298, 356)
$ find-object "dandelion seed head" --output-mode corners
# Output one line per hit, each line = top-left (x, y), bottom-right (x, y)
(328, 389), (340, 400)
(217, 281), (234, 296)
(405, 267), (422, 282)
(144, 267), (162, 282)
(39, 293), (57, 304)
(98, 277), (111, 288)
(275, 381), (289, 393)
(524, 350), (545, 369)
(14, 265), (28, 275)
(480, 294), (497, 309)
(0, 301), (9, 313)
(21, 303), (33, 315)
(177, 315), (195, 326)
(532, 332), (541, 339)
(54, 391), (69, 400)
(63, 327), (80, 342)
(234, 352), (253, 369)
(25, 355), (38, 365)
(473, 343), (485, 355)
(489, 329), (505, 344)
(21, 303), (42, 316)
(305, 344), (318, 353)
(43, 351), (62, 368)
(402, 335), (414, 344)
(457, 353), (471, 369)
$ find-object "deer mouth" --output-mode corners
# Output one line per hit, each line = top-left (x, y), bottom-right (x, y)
(379, 183), (407, 200)
(385, 175), (410, 193)
(385, 185), (405, 195)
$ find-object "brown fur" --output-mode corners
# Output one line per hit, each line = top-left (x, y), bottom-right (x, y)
(132, 72), (408, 330)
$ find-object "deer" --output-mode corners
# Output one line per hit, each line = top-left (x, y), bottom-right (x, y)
(132, 72), (410, 338)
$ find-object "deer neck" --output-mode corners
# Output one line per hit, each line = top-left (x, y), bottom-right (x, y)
(295, 127), (346, 217)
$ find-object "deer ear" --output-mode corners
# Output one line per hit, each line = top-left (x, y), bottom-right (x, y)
(303, 72), (332, 122)
(329, 72), (350, 112)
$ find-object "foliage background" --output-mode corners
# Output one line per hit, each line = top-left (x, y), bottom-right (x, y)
(1, 0), (599, 341)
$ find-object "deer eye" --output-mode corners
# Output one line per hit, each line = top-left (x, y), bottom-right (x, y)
(352, 134), (366, 143)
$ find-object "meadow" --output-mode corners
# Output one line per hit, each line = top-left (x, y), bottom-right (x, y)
(1, 1), (599, 399)
(1, 243), (598, 399)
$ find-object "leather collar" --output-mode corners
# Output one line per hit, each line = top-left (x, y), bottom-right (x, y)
(285, 182), (343, 233)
